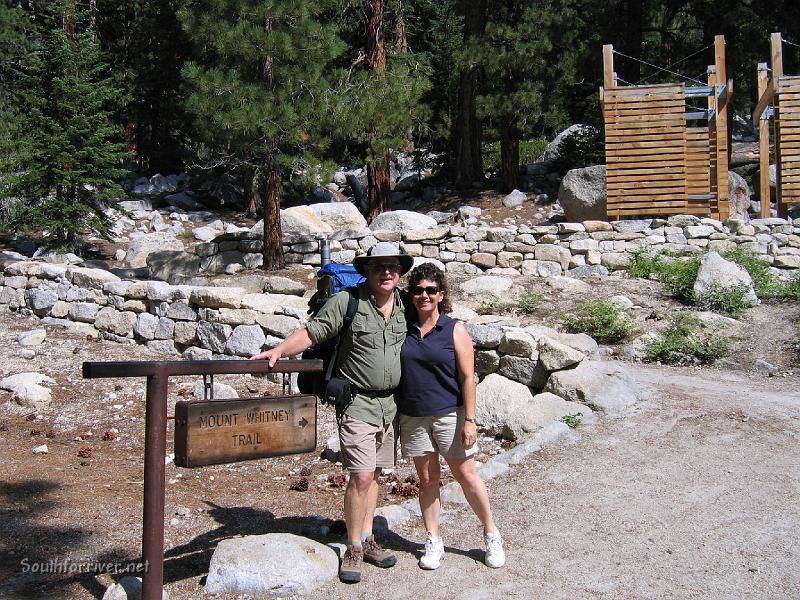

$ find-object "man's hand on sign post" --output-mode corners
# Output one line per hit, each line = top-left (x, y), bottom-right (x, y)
(250, 348), (282, 367)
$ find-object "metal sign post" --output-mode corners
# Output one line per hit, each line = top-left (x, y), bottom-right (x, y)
(82, 358), (322, 600)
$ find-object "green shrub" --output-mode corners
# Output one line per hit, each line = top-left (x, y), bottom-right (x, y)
(722, 248), (800, 302)
(561, 412), (583, 429)
(626, 249), (666, 279)
(563, 299), (634, 343)
(656, 256), (701, 303)
(643, 312), (732, 364)
(518, 291), (544, 314)
(694, 283), (752, 317)
(626, 250), (700, 303)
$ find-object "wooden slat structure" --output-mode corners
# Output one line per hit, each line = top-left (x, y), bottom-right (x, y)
(601, 36), (731, 220)
(753, 33), (800, 217)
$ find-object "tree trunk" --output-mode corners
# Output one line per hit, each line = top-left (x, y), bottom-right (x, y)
(243, 169), (261, 217)
(365, 0), (391, 220)
(394, 0), (414, 152)
(451, 0), (486, 187)
(500, 119), (520, 193)
(261, 168), (284, 271)
(367, 162), (391, 220)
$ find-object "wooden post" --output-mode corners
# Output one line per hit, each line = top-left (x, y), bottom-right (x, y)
(603, 45), (616, 89)
(757, 63), (772, 218)
(772, 32), (784, 216)
(714, 35), (729, 220)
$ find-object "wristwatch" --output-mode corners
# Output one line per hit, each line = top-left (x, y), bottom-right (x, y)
(464, 417), (475, 423)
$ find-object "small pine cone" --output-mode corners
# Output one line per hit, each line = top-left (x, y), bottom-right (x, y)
(177, 388), (189, 397)
(30, 429), (42, 437)
(384, 472), (401, 484)
(399, 483), (419, 498)
(77, 446), (93, 458)
(45, 429), (55, 438)
(328, 473), (347, 488)
(290, 477), (309, 492)
(299, 466), (312, 477)
(102, 430), (117, 441)
(500, 439), (517, 450)
(404, 474), (418, 485)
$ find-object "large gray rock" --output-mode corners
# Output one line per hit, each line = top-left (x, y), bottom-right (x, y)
(197, 321), (233, 353)
(464, 323), (503, 348)
(728, 171), (752, 221)
(279, 206), (334, 236)
(102, 575), (170, 600)
(475, 373), (534, 433)
(544, 360), (639, 414)
(189, 286), (245, 309)
(498, 329), (537, 358)
(17, 329), (46, 346)
(147, 251), (200, 284)
(94, 307), (137, 336)
(192, 380), (238, 400)
(558, 165), (607, 222)
(68, 266), (121, 289)
(126, 232), (184, 268)
(368, 210), (438, 232)
(308, 202), (367, 231)
(225, 324), (267, 356)
(538, 336), (586, 371)
(262, 276), (307, 296)
(204, 534), (338, 597)
(498, 355), (548, 389)
(502, 189), (528, 208)
(459, 276), (516, 298)
(26, 288), (59, 315)
(537, 124), (597, 164)
(693, 251), (758, 307)
(502, 392), (595, 440)
(1, 372), (54, 411)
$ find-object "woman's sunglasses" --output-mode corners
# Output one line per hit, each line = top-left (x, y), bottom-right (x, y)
(411, 286), (439, 296)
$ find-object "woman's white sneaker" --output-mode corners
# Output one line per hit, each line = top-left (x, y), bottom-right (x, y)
(484, 530), (505, 568)
(419, 533), (445, 570)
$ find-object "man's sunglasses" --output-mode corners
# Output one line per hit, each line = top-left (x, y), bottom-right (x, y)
(369, 263), (402, 273)
(411, 286), (439, 296)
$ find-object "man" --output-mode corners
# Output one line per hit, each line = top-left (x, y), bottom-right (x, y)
(251, 242), (413, 583)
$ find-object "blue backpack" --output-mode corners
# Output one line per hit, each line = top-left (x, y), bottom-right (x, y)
(297, 263), (365, 399)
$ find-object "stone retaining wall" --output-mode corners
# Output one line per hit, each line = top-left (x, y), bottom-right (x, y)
(0, 261), (605, 404)
(196, 215), (800, 276)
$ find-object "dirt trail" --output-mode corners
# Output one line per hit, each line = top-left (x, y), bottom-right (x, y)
(301, 366), (800, 600)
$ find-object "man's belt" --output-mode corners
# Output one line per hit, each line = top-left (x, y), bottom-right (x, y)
(351, 387), (396, 398)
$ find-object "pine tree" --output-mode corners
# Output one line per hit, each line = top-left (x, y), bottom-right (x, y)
(470, 0), (584, 192)
(179, 0), (347, 270)
(1, 1), (127, 249)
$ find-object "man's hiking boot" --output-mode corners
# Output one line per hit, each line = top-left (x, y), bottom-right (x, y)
(362, 535), (397, 568)
(339, 546), (364, 583)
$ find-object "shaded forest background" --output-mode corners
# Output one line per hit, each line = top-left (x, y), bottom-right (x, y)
(0, 0), (798, 265)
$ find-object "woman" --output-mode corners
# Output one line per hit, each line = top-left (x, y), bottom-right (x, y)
(399, 263), (505, 570)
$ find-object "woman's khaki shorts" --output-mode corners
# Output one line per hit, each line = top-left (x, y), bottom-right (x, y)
(399, 408), (476, 459)
(338, 414), (396, 473)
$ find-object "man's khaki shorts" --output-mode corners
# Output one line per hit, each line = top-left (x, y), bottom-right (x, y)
(399, 408), (476, 460)
(338, 414), (396, 473)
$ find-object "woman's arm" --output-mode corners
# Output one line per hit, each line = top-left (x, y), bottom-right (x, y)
(453, 321), (478, 447)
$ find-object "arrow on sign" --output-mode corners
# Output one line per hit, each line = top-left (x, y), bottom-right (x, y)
(298, 417), (308, 428)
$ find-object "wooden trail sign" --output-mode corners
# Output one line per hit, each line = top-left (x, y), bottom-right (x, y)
(174, 395), (317, 467)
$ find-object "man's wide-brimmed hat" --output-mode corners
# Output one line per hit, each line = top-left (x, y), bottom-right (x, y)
(353, 242), (413, 277)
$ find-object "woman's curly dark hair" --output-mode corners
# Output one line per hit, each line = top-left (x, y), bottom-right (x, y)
(406, 262), (452, 313)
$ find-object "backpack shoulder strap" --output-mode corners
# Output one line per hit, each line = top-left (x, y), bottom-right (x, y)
(325, 287), (359, 382)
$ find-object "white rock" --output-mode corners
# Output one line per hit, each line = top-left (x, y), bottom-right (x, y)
(369, 210), (438, 232)
(205, 534), (338, 597)
(17, 329), (46, 347)
(32, 444), (49, 454)
(544, 360), (639, 414)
